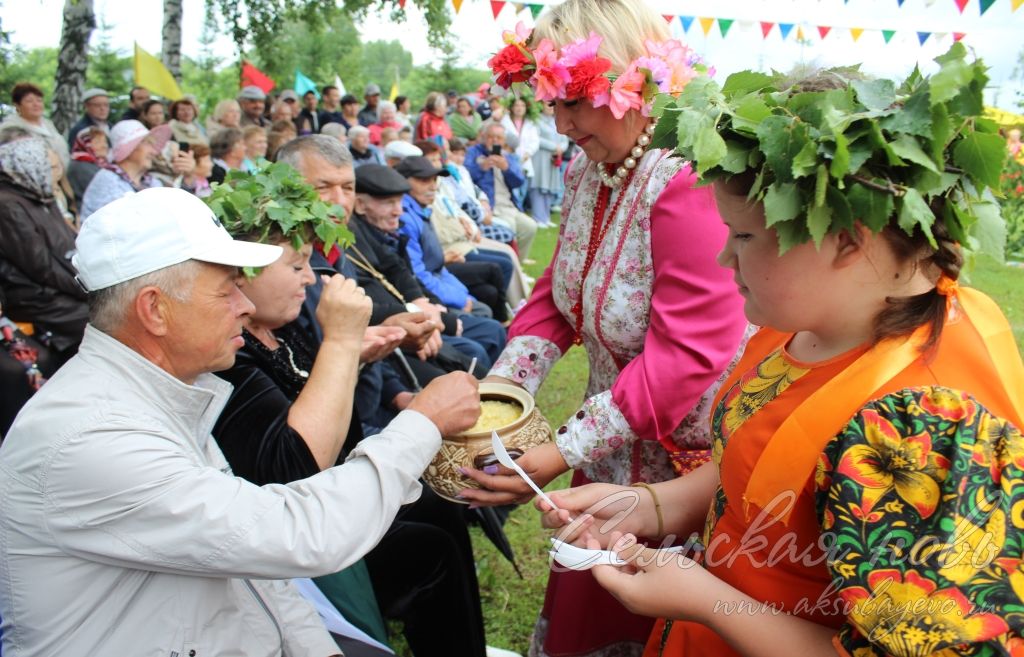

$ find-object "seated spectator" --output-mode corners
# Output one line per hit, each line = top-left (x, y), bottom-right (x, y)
(1, 82), (69, 166)
(353, 162), (507, 371)
(238, 85), (269, 128)
(394, 155), (507, 321)
(299, 90), (321, 133)
(466, 122), (538, 263)
(67, 126), (109, 201)
(0, 288), (59, 437)
(341, 93), (361, 129)
(399, 125), (413, 142)
(267, 119), (298, 161)
(168, 97), (208, 146)
(139, 99), (166, 129)
(190, 142), (214, 197)
(206, 98), (241, 135)
(66, 88), (111, 150)
(379, 127), (398, 149)
(209, 126), (247, 184)
(0, 138), (89, 362)
(394, 95), (413, 129)
(447, 137), (515, 245)
(0, 186), (481, 656)
(415, 91), (453, 143)
(270, 97), (294, 123)
(383, 139), (421, 167)
(321, 121), (348, 147)
(80, 120), (173, 218)
(242, 124), (268, 170)
(208, 175), (492, 655)
(448, 96), (482, 143)
(368, 101), (403, 146)
(118, 85), (149, 123)
(359, 84), (382, 126)
(348, 126), (386, 168)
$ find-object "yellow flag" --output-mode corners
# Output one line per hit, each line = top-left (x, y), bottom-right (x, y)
(133, 43), (183, 101)
(699, 17), (715, 35)
(453, 0), (464, 13)
(1013, 0), (1023, 11)
(850, 28), (864, 41)
(389, 77), (399, 102)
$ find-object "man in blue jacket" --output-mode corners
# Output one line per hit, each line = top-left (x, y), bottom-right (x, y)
(465, 122), (538, 264)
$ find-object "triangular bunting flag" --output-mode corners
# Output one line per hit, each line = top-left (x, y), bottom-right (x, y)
(294, 70), (319, 99)
(699, 17), (715, 35)
(778, 23), (794, 39)
(850, 27), (864, 41)
(490, 1), (505, 19)
(760, 21), (774, 38)
(680, 15), (696, 32)
(134, 43), (183, 100)
(398, 0), (406, 7)
(979, 0), (996, 13)
(662, 14), (674, 23)
(513, 3), (525, 14)
(241, 61), (275, 94)
(528, 4), (543, 18)
(897, 0), (905, 5)
(817, 25), (831, 39)
(917, 31), (931, 44)
(953, 31), (967, 41)
(882, 29), (896, 43)
(1013, 0), (1023, 11)
(954, 0), (969, 13)
(796, 26), (806, 41)
(452, 0), (464, 14)
(718, 18), (735, 37)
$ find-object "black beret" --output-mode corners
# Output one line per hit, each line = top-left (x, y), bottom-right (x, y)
(355, 164), (412, 197)
(394, 156), (451, 180)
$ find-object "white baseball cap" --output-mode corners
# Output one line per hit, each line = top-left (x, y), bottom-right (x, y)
(73, 187), (283, 292)
(383, 140), (422, 161)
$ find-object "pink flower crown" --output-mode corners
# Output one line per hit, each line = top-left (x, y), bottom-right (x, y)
(487, 22), (710, 120)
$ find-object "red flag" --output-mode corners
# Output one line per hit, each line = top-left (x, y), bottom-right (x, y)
(240, 61), (275, 94)
(954, 0), (969, 12)
(760, 21), (774, 38)
(398, 0), (406, 7)
(953, 31), (966, 41)
(491, 1), (505, 18)
(817, 25), (831, 39)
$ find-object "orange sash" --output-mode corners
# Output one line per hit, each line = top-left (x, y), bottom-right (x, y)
(712, 287), (1024, 526)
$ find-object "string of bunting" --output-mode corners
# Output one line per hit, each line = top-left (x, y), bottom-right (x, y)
(434, 0), (1021, 26)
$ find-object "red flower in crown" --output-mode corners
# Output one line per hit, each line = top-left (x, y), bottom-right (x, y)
(488, 44), (533, 89)
(565, 57), (613, 101)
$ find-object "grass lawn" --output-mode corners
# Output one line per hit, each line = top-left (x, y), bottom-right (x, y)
(399, 224), (1024, 655)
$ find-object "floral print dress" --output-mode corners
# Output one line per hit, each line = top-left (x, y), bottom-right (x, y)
(491, 148), (750, 486)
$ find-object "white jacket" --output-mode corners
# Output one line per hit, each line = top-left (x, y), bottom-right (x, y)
(0, 325), (441, 657)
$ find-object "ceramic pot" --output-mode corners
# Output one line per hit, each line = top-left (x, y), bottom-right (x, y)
(423, 382), (553, 503)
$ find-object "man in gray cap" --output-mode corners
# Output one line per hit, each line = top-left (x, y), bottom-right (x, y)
(358, 83), (382, 127)
(0, 186), (480, 656)
(67, 87), (111, 148)
(238, 84), (269, 127)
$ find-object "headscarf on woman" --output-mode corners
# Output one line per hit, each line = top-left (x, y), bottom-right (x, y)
(0, 138), (53, 199)
(70, 129), (107, 164)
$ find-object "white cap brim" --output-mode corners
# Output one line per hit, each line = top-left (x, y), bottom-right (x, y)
(192, 240), (283, 269)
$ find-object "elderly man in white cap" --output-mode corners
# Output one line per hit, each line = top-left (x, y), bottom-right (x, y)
(79, 119), (196, 219)
(238, 84), (269, 128)
(66, 87), (111, 149)
(0, 187), (481, 657)
(383, 138), (422, 167)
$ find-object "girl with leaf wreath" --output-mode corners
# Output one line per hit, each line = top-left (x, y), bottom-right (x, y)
(539, 48), (1024, 657)
(458, 1), (751, 655)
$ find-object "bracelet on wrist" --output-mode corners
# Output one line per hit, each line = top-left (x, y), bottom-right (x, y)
(631, 482), (664, 537)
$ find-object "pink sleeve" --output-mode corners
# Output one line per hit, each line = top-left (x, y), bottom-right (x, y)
(610, 166), (748, 442)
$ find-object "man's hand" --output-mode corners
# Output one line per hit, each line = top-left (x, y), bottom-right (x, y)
(171, 149), (196, 176)
(408, 372), (480, 436)
(489, 154), (509, 171)
(360, 325), (404, 363)
(381, 312), (438, 351)
(462, 298), (474, 314)
(444, 249), (466, 264)
(316, 275), (372, 349)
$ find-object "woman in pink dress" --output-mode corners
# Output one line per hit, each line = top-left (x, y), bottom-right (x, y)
(459, 1), (751, 655)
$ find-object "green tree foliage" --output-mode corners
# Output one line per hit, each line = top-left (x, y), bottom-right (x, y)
(181, 8), (238, 118)
(360, 40), (413, 91)
(401, 43), (489, 110)
(0, 47), (58, 103)
(85, 20), (131, 107)
(252, 11), (363, 94)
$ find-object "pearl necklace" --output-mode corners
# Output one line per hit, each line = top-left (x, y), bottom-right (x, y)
(596, 121), (657, 188)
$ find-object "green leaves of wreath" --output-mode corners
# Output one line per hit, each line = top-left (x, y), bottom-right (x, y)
(205, 160), (354, 276)
(652, 43), (1006, 257)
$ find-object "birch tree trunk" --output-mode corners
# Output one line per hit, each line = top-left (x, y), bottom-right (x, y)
(51, 0), (95, 136)
(162, 0), (183, 83)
